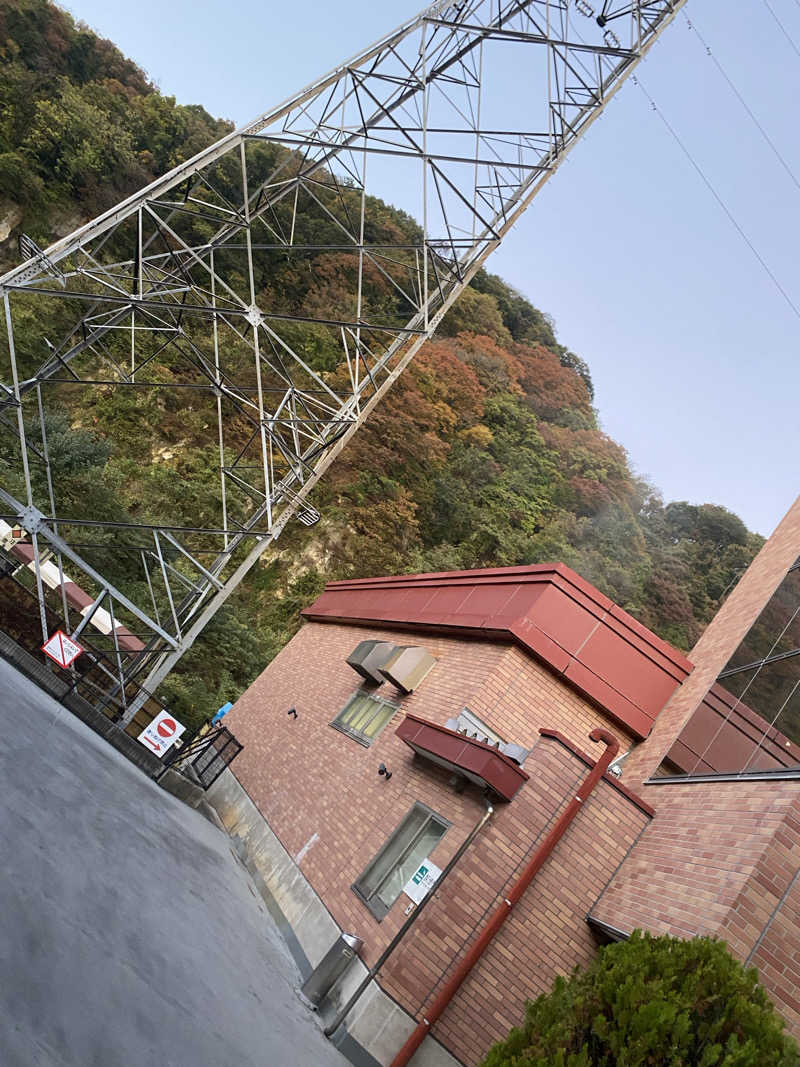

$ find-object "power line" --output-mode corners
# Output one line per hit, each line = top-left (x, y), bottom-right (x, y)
(762, 0), (800, 60)
(684, 12), (800, 197)
(631, 74), (800, 323)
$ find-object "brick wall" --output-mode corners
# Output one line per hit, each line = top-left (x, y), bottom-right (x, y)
(589, 778), (800, 1040)
(403, 735), (651, 1065)
(225, 495), (800, 1058)
(228, 620), (650, 1064)
(227, 621), (512, 965)
(623, 494), (800, 786)
(584, 497), (800, 1041)
(468, 644), (634, 758)
(748, 861), (800, 1035)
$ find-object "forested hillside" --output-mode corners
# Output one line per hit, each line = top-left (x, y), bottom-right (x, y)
(0, 1), (763, 725)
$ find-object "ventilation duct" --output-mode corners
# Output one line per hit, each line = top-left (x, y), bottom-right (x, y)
(445, 709), (529, 766)
(378, 646), (436, 694)
(498, 743), (529, 766)
(346, 640), (397, 684)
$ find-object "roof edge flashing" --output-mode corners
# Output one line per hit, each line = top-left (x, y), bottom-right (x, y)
(303, 564), (693, 742)
(396, 714), (529, 801)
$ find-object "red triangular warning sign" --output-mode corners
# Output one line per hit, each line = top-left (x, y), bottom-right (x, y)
(42, 629), (84, 669)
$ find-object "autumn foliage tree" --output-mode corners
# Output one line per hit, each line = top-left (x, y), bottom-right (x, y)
(0, 0), (764, 721)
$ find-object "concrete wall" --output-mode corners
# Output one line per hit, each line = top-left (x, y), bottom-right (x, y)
(205, 767), (460, 1067)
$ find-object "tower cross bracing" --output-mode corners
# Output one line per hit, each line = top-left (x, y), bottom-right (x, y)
(0, 0), (686, 716)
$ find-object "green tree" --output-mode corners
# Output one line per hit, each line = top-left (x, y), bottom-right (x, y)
(481, 931), (798, 1067)
(25, 80), (141, 198)
(438, 287), (513, 347)
(0, 0), (765, 710)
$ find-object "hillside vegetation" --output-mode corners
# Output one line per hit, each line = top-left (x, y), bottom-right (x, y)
(0, 1), (762, 725)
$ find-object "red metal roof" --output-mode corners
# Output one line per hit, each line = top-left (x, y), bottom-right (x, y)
(303, 564), (694, 740)
(396, 713), (529, 801)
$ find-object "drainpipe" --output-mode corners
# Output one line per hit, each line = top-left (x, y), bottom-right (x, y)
(389, 728), (619, 1067)
(324, 795), (495, 1039)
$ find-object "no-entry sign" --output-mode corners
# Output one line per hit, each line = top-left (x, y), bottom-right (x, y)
(137, 710), (186, 757)
(42, 629), (84, 669)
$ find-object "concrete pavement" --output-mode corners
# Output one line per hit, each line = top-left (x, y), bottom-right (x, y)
(0, 657), (349, 1067)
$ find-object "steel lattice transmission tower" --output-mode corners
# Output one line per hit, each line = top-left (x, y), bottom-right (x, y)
(0, 0), (685, 718)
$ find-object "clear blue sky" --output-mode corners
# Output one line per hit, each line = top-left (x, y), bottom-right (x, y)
(63, 0), (800, 537)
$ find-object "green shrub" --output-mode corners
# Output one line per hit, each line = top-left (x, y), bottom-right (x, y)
(480, 931), (798, 1067)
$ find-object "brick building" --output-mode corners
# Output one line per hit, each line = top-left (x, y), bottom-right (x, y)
(208, 494), (800, 1067)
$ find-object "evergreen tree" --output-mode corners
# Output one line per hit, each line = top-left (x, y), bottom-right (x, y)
(481, 932), (798, 1067)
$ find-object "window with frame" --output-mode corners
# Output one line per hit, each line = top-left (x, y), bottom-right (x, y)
(353, 802), (449, 920)
(656, 557), (800, 778)
(331, 690), (398, 746)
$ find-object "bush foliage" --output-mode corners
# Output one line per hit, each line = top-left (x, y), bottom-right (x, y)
(480, 932), (798, 1067)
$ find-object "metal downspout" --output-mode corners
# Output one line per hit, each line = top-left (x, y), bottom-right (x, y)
(389, 728), (620, 1067)
(324, 796), (495, 1039)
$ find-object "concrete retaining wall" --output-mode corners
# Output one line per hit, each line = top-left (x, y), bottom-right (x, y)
(205, 768), (461, 1067)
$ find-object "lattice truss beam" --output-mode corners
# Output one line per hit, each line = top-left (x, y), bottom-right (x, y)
(0, 0), (685, 713)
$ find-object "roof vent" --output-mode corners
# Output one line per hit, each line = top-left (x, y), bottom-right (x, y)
(451, 707), (504, 746)
(499, 742), (529, 766)
(346, 640), (397, 684)
(446, 709), (528, 765)
(378, 646), (436, 694)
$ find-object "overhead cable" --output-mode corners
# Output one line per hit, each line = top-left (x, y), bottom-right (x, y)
(762, 0), (800, 60)
(631, 74), (800, 323)
(684, 12), (800, 198)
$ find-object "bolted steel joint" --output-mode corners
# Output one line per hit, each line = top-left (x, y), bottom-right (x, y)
(19, 504), (47, 534)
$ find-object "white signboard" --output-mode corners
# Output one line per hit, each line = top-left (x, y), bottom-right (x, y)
(403, 859), (442, 905)
(42, 629), (84, 669)
(137, 710), (186, 757)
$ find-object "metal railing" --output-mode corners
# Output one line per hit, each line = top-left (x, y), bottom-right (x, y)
(156, 725), (243, 789)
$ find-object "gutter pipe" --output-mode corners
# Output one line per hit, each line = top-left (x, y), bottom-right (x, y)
(324, 795), (495, 1038)
(389, 728), (619, 1067)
